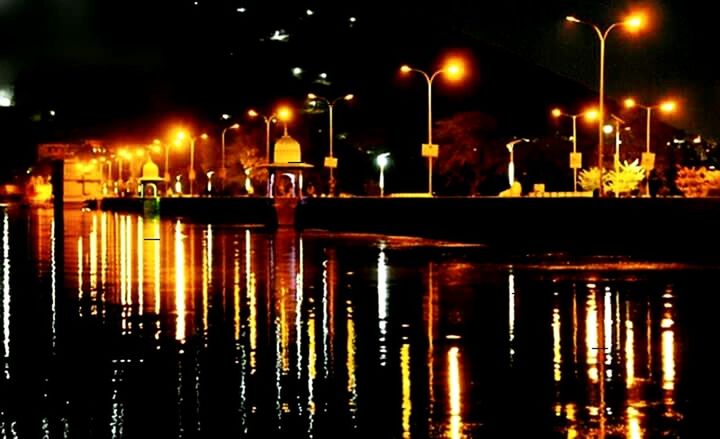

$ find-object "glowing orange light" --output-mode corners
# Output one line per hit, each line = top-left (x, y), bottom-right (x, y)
(277, 106), (292, 122)
(625, 14), (644, 30)
(660, 101), (676, 113)
(584, 109), (599, 121)
(400, 65), (411, 73)
(552, 108), (563, 118)
(247, 109), (259, 118)
(200, 133), (209, 140)
(624, 98), (636, 109)
(444, 59), (464, 80)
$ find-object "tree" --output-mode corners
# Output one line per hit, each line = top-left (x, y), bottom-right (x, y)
(435, 111), (503, 195)
(224, 128), (268, 195)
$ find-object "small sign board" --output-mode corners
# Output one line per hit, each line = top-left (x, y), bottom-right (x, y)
(641, 152), (656, 170)
(421, 143), (439, 158)
(324, 157), (338, 168)
(569, 152), (582, 169)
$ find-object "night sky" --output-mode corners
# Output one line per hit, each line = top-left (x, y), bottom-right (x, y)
(0, 1), (717, 141)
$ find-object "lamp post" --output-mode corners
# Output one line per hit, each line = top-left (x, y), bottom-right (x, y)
(607, 114), (625, 170)
(552, 108), (598, 192)
(401, 59), (464, 196)
(506, 139), (529, 188)
(624, 98), (676, 168)
(566, 13), (644, 195)
(308, 92), (354, 196)
(220, 123), (240, 187)
(377, 153), (390, 197)
(181, 132), (208, 196)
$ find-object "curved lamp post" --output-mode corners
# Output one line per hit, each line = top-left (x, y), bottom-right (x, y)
(376, 152), (390, 197)
(220, 123), (240, 187)
(400, 59), (464, 196)
(552, 108), (599, 192)
(308, 92), (354, 196)
(566, 13), (644, 195)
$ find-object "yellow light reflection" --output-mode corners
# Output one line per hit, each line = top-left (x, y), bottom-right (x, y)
(552, 306), (561, 382)
(347, 301), (357, 420)
(625, 304), (635, 389)
(90, 215), (98, 314)
(627, 406), (642, 439)
(586, 291), (599, 383)
(661, 310), (675, 392)
(137, 217), (143, 318)
(401, 343), (411, 439)
(246, 229), (257, 372)
(233, 242), (241, 342)
(378, 245), (388, 366)
(174, 220), (186, 342)
(604, 290), (612, 368)
(201, 225), (209, 340)
(2, 211), (10, 368)
(448, 347), (462, 439)
(307, 310), (317, 428)
(101, 212), (107, 293)
(566, 403), (578, 439)
(77, 237), (83, 302)
(509, 270), (516, 362)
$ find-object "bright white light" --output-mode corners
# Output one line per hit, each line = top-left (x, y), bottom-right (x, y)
(0, 88), (11, 107)
(319, 72), (328, 79)
(49, 110), (56, 116)
(306, 9), (314, 16)
(269, 30), (290, 42)
(194, 1), (198, 5)
(349, 16), (357, 23)
(603, 124), (613, 134)
(376, 153), (389, 168)
(292, 67), (303, 77)
(237, 7), (246, 13)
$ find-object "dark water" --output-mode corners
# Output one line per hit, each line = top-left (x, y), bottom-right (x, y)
(0, 205), (713, 437)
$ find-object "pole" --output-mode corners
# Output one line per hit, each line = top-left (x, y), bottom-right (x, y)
(615, 119), (620, 171)
(221, 128), (227, 182)
(189, 138), (195, 196)
(164, 144), (170, 183)
(598, 34), (606, 196)
(572, 115), (578, 193)
(379, 166), (385, 197)
(328, 102), (335, 196)
(645, 106), (652, 195)
(265, 118), (271, 162)
(427, 78), (433, 196)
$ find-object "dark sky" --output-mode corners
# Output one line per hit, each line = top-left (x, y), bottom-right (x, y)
(1, 0), (717, 137)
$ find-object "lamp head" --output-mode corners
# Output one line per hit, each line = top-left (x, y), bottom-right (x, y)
(400, 65), (412, 73)
(247, 109), (259, 118)
(343, 94), (354, 101)
(200, 133), (209, 140)
(625, 14), (644, 30)
(376, 153), (389, 168)
(230, 123), (240, 129)
(551, 108), (562, 118)
(444, 59), (464, 80)
(307, 93), (318, 100)
(584, 109), (599, 121)
(660, 101), (676, 113)
(566, 16), (581, 23)
(277, 106), (292, 122)
(624, 98), (636, 109)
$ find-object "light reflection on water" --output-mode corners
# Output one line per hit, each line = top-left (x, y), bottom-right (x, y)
(0, 207), (700, 437)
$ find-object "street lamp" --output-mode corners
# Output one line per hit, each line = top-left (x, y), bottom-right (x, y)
(248, 107), (292, 162)
(400, 58), (464, 195)
(566, 12), (645, 195)
(608, 114), (626, 170)
(552, 107), (599, 192)
(624, 98), (676, 171)
(308, 92), (354, 196)
(376, 153), (390, 197)
(220, 123), (240, 185)
(178, 131), (208, 196)
(506, 139), (530, 188)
